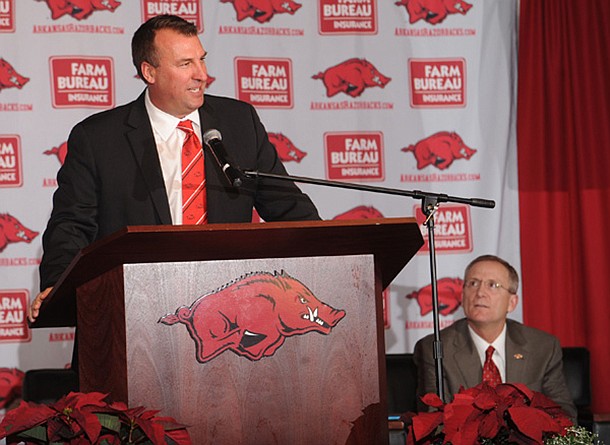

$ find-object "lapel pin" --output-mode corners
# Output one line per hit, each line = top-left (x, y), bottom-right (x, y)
(513, 353), (524, 360)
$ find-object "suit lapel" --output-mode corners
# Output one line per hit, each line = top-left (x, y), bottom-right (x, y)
(505, 320), (529, 382)
(126, 93), (172, 225)
(199, 101), (227, 223)
(451, 320), (482, 389)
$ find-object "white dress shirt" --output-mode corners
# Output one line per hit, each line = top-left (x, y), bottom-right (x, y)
(144, 89), (202, 224)
(468, 324), (507, 383)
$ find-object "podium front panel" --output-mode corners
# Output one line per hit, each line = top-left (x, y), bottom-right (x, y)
(120, 254), (386, 445)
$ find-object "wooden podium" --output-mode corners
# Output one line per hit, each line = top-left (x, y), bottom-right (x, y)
(34, 218), (423, 445)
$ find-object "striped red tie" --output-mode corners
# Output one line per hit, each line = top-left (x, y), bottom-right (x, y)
(482, 346), (502, 387)
(177, 120), (207, 224)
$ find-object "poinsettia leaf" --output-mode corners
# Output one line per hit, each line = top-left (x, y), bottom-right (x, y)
(164, 427), (193, 445)
(68, 392), (109, 411)
(97, 433), (122, 445)
(443, 403), (480, 445)
(472, 391), (496, 411)
(70, 409), (102, 443)
(47, 415), (83, 442)
(133, 417), (167, 445)
(411, 411), (443, 439)
(153, 416), (191, 431)
(10, 424), (47, 442)
(505, 382), (534, 402)
(108, 401), (129, 412)
(420, 392), (444, 409)
(451, 393), (476, 407)
(0, 400), (55, 437)
(95, 412), (121, 434)
(478, 410), (501, 439)
(508, 406), (563, 442)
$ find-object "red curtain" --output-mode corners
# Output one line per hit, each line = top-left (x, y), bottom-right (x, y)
(518, 0), (610, 413)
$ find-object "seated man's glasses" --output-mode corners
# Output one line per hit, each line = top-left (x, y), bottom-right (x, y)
(463, 278), (514, 294)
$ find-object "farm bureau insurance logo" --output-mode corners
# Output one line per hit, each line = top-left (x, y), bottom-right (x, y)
(325, 132), (384, 181)
(141, 0), (203, 33)
(49, 56), (115, 109)
(318, 0), (377, 35)
(409, 58), (465, 108)
(413, 203), (472, 253)
(0, 0), (15, 33)
(235, 57), (293, 108)
(0, 290), (31, 343)
(0, 135), (22, 187)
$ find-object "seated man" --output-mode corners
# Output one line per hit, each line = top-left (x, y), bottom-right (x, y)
(413, 254), (577, 419)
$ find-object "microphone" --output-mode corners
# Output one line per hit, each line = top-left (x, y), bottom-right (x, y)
(202, 129), (242, 188)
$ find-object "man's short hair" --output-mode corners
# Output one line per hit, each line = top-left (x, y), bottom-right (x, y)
(131, 14), (198, 81)
(464, 254), (519, 294)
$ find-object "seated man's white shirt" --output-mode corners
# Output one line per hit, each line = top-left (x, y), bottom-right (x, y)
(468, 324), (507, 383)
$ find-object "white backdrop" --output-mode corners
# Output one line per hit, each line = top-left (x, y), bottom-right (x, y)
(0, 0), (520, 379)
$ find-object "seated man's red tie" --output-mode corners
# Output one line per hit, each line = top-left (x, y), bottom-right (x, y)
(482, 346), (502, 387)
(177, 120), (207, 224)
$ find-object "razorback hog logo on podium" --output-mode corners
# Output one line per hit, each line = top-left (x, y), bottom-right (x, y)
(159, 271), (346, 363)
(333, 206), (384, 220)
(0, 59), (29, 92)
(221, 0), (302, 23)
(268, 133), (307, 163)
(402, 131), (476, 170)
(0, 368), (25, 409)
(0, 214), (39, 253)
(406, 277), (463, 316)
(396, 0), (473, 25)
(313, 58), (391, 98)
(44, 141), (68, 165)
(41, 0), (121, 20)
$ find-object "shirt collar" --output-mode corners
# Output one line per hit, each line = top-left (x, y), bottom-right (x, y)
(144, 88), (201, 141)
(468, 323), (507, 364)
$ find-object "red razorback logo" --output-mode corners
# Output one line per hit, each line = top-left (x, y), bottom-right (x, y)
(312, 58), (391, 98)
(42, 0), (121, 20)
(0, 368), (25, 409)
(406, 277), (463, 316)
(333, 206), (384, 220)
(396, 0), (473, 25)
(44, 141), (68, 165)
(402, 131), (476, 170)
(269, 132), (306, 163)
(0, 214), (39, 253)
(159, 271), (346, 362)
(220, 0), (302, 23)
(0, 59), (29, 92)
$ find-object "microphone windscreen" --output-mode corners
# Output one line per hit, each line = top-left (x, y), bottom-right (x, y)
(203, 129), (222, 144)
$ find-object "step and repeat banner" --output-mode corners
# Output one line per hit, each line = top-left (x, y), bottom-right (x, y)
(0, 0), (520, 378)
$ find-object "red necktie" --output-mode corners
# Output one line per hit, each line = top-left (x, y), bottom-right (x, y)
(177, 120), (207, 224)
(482, 346), (502, 387)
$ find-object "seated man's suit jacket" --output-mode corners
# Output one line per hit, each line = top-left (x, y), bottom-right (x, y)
(40, 92), (319, 289)
(413, 318), (577, 419)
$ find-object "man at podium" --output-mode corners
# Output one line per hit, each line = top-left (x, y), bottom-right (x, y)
(29, 14), (319, 323)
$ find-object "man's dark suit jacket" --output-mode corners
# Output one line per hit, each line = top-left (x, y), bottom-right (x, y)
(413, 318), (577, 419)
(40, 92), (319, 290)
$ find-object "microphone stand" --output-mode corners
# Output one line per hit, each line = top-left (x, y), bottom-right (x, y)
(242, 169), (495, 401)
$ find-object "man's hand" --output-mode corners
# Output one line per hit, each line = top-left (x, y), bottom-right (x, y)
(28, 287), (53, 323)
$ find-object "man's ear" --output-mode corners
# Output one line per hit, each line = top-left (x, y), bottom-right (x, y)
(141, 62), (155, 84)
(507, 293), (519, 314)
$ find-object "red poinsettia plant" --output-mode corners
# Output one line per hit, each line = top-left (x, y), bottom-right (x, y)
(405, 382), (574, 445)
(0, 391), (192, 444)
(0, 368), (24, 410)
